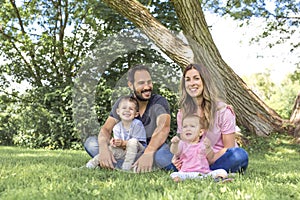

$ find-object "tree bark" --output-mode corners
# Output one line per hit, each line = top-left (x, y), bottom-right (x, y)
(102, 0), (193, 68)
(102, 0), (294, 136)
(290, 92), (300, 137)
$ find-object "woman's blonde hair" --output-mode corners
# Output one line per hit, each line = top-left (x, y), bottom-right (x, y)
(178, 63), (221, 130)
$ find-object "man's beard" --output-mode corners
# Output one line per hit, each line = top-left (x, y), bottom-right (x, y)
(133, 87), (152, 102)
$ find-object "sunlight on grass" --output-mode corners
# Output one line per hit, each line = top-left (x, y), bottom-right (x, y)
(0, 133), (299, 200)
(14, 152), (62, 157)
(275, 147), (297, 154)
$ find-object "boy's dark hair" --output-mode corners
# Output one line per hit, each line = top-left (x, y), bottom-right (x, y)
(127, 65), (151, 83)
(118, 95), (139, 111)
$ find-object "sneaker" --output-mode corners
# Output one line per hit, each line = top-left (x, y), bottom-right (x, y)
(121, 163), (132, 171)
(86, 161), (98, 169)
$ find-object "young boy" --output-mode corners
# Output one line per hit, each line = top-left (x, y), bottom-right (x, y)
(86, 95), (146, 171)
(170, 114), (230, 182)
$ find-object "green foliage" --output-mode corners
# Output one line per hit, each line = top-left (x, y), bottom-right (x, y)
(0, 94), (18, 145)
(243, 69), (300, 119)
(290, 65), (300, 84)
(0, 0), (181, 148)
(141, 0), (181, 31)
(242, 69), (275, 100)
(10, 86), (81, 149)
(205, 0), (300, 67)
(266, 76), (300, 119)
(1, 133), (299, 200)
(0, 0), (112, 148)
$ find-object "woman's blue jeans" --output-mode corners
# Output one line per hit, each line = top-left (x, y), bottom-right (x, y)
(210, 147), (249, 173)
(84, 136), (177, 171)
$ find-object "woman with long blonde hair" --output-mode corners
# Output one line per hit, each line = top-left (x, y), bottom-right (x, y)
(175, 63), (248, 173)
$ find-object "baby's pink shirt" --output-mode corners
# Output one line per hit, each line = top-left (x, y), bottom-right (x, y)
(177, 102), (238, 152)
(176, 137), (211, 173)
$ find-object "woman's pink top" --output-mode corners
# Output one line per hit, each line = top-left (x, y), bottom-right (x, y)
(176, 136), (211, 173)
(177, 102), (238, 152)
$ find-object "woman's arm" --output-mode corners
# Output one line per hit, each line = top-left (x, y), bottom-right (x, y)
(209, 133), (235, 163)
(208, 104), (237, 163)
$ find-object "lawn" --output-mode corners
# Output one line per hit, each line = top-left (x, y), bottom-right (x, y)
(0, 133), (299, 200)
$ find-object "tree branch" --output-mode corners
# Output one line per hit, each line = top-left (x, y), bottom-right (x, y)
(10, 0), (43, 86)
(102, 0), (193, 68)
(0, 30), (42, 86)
(10, 0), (25, 33)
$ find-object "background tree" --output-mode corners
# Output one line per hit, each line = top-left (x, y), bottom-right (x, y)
(0, 0), (125, 148)
(0, 0), (180, 147)
(102, 0), (299, 136)
(243, 69), (300, 120)
(206, 0), (300, 133)
(1, 0), (299, 148)
(0, 0), (112, 148)
(208, 0), (300, 56)
(242, 69), (276, 101)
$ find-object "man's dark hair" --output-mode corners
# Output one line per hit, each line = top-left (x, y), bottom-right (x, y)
(127, 65), (151, 83)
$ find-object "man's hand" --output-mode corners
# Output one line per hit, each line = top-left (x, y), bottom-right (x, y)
(133, 152), (154, 173)
(98, 146), (116, 169)
(97, 116), (118, 169)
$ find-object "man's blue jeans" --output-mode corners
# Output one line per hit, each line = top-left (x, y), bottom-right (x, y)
(84, 136), (177, 171)
(210, 147), (249, 173)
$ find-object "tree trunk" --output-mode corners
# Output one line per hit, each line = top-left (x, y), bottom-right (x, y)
(290, 92), (300, 137)
(102, 0), (294, 136)
(102, 0), (192, 67)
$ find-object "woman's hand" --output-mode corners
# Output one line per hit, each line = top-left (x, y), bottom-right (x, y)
(203, 137), (212, 152)
(172, 155), (182, 171)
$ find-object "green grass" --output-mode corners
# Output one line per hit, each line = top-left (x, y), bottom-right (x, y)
(1, 133), (299, 200)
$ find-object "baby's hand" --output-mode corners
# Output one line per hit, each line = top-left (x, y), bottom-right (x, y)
(114, 139), (123, 147)
(171, 136), (180, 143)
(199, 128), (206, 136)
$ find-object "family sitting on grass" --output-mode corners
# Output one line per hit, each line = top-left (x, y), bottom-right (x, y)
(84, 64), (249, 182)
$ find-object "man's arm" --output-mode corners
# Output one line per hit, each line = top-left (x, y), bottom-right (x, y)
(146, 113), (170, 153)
(98, 116), (117, 169)
(135, 113), (170, 172)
